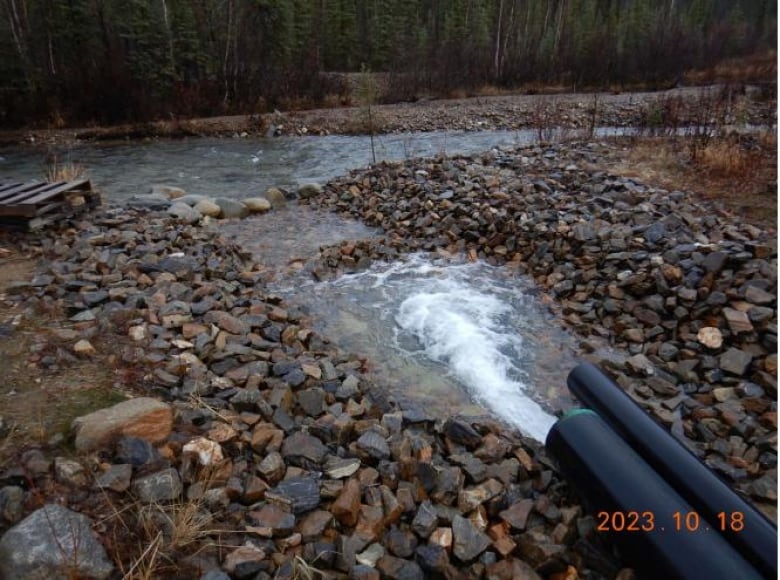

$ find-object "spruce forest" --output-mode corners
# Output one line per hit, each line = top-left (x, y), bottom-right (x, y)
(0, 0), (776, 127)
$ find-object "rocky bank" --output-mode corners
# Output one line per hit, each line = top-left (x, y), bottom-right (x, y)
(0, 140), (775, 579)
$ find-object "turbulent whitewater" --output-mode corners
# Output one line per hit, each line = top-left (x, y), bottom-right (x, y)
(278, 254), (581, 441)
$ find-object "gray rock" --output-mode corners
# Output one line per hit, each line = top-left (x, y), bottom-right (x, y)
(298, 183), (323, 199)
(201, 570), (231, 580)
(336, 375), (360, 400)
(126, 193), (170, 210)
(54, 458), (87, 487)
(411, 500), (438, 538)
(95, 464), (133, 493)
(324, 456), (361, 479)
(444, 418), (482, 448)
(281, 432), (328, 469)
(214, 198), (249, 219)
(257, 451), (286, 484)
(385, 526), (418, 558)
(168, 202), (202, 224)
(115, 436), (162, 467)
(702, 251), (728, 273)
(745, 286), (775, 305)
(572, 222), (595, 242)
(452, 514), (491, 562)
(720, 348), (753, 376)
(415, 544), (450, 574)
(131, 467), (183, 502)
(376, 554), (424, 580)
(0, 505), (114, 579)
(248, 503), (295, 536)
(298, 388), (325, 417)
(267, 476), (320, 514)
(0, 486), (24, 523)
(356, 431), (390, 461)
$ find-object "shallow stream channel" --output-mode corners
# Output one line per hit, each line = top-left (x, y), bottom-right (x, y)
(2, 129), (597, 441)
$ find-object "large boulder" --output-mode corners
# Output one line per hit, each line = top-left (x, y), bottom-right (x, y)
(0, 505), (114, 579)
(72, 397), (173, 452)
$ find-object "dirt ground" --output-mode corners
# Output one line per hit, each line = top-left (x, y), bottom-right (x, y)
(0, 242), (129, 468)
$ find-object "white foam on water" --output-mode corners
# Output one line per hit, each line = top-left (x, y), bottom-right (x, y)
(331, 254), (559, 441)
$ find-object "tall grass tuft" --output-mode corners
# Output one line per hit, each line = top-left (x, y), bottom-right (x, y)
(44, 159), (87, 182)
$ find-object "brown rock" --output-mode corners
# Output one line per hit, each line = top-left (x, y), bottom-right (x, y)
(331, 478), (361, 527)
(493, 535), (517, 558)
(723, 308), (754, 334)
(223, 544), (266, 574)
(356, 505), (385, 541)
(72, 398), (172, 452)
(500, 499), (534, 531)
(251, 424), (285, 454)
(298, 509), (333, 541)
(248, 504), (295, 537)
(430, 527), (453, 550)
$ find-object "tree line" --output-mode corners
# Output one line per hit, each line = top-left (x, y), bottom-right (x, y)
(0, 0), (775, 127)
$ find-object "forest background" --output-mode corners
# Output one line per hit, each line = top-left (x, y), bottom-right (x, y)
(0, 0), (776, 128)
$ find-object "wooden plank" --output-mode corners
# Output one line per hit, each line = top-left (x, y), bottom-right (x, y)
(35, 201), (65, 216)
(21, 179), (91, 205)
(0, 179), (96, 226)
(0, 204), (37, 217)
(2, 181), (71, 205)
(0, 182), (43, 202)
(0, 182), (25, 194)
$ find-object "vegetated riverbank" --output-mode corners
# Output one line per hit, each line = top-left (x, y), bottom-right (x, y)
(0, 139), (775, 579)
(1, 84), (775, 146)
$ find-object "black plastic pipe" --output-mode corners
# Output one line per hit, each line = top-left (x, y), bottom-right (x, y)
(546, 409), (764, 579)
(567, 362), (777, 579)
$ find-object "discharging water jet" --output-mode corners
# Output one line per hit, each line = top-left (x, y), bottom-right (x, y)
(275, 254), (581, 442)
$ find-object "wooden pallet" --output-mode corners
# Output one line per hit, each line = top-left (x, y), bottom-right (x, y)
(0, 179), (101, 230)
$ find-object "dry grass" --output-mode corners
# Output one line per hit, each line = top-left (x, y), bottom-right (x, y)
(684, 50), (777, 86)
(695, 140), (754, 177)
(44, 161), (87, 182)
(99, 478), (225, 579)
(603, 133), (777, 229)
(290, 555), (326, 580)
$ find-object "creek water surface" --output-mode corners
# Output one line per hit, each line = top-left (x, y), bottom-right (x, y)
(0, 127), (639, 203)
(0, 130), (530, 202)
